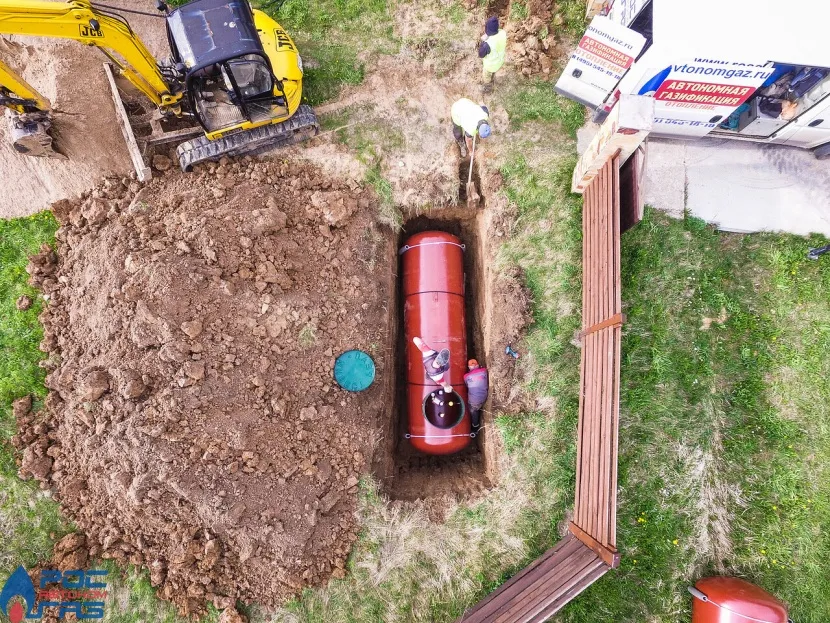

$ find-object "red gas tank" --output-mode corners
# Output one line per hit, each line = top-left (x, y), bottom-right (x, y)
(690, 577), (789, 623)
(401, 231), (471, 455)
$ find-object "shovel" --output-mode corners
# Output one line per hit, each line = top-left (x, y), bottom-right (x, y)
(466, 133), (481, 208)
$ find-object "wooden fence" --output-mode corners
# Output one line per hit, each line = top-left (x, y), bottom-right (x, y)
(571, 154), (623, 567)
(458, 154), (623, 623)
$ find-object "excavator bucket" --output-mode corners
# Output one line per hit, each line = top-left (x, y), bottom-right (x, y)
(6, 109), (66, 159)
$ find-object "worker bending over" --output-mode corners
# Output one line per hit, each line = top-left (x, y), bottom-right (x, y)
(464, 359), (489, 429)
(478, 16), (506, 93)
(413, 336), (453, 393)
(451, 98), (491, 158)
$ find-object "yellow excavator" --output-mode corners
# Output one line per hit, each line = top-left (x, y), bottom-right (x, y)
(0, 0), (318, 172)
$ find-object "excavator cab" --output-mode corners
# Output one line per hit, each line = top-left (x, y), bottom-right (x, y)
(166, 0), (293, 137)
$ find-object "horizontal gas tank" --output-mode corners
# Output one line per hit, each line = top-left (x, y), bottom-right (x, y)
(401, 231), (471, 455)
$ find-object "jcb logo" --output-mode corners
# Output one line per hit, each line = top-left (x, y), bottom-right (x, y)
(274, 28), (295, 51)
(79, 25), (104, 38)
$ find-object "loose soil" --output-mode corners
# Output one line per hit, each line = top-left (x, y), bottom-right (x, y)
(0, 0), (168, 218)
(14, 158), (397, 616)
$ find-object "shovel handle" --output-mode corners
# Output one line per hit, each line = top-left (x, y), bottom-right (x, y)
(468, 133), (477, 185)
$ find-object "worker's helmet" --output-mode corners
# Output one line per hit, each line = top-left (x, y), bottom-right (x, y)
(468, 359), (479, 370)
(478, 123), (492, 139)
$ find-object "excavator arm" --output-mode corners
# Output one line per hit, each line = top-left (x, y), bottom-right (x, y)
(0, 0), (184, 157)
(1, 54), (58, 156)
(0, 0), (180, 107)
(0, 56), (48, 112)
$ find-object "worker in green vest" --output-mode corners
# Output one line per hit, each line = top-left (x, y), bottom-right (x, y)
(478, 16), (507, 93)
(451, 98), (491, 158)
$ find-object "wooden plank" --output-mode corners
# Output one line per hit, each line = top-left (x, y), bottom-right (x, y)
(575, 174), (591, 523)
(586, 330), (601, 536)
(574, 333), (587, 525)
(575, 333), (589, 527)
(491, 546), (597, 621)
(460, 537), (583, 622)
(578, 312), (625, 339)
(494, 546), (599, 622)
(584, 184), (592, 328)
(598, 160), (608, 323)
(610, 327), (621, 548)
(596, 326), (606, 545)
(577, 333), (596, 528)
(590, 163), (608, 536)
(586, 179), (600, 325)
(610, 154), (622, 548)
(526, 562), (609, 623)
(603, 325), (616, 545)
(613, 153), (623, 314)
(569, 521), (621, 568)
(458, 537), (583, 622)
(520, 558), (607, 623)
(103, 63), (151, 182)
(589, 173), (604, 534)
(600, 162), (613, 540)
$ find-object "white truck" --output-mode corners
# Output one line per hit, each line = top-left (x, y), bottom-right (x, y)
(555, 0), (830, 158)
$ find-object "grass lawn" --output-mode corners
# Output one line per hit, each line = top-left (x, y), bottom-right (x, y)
(559, 210), (830, 622)
(0, 213), (67, 571)
(269, 0), (397, 105)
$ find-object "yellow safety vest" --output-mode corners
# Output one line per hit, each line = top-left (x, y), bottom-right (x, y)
(451, 98), (489, 137)
(482, 29), (507, 73)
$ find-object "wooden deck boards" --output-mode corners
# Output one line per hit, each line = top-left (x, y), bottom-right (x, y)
(454, 154), (623, 623)
(457, 535), (609, 623)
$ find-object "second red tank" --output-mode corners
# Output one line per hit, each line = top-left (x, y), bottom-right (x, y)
(401, 231), (472, 455)
(690, 577), (789, 623)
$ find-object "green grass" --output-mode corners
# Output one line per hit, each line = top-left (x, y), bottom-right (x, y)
(502, 81), (585, 138)
(0, 212), (67, 571)
(509, 1), (528, 20)
(556, 211), (830, 622)
(555, 0), (590, 40)
(265, 0), (396, 105)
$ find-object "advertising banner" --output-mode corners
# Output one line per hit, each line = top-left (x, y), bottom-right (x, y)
(635, 59), (774, 137)
(554, 16), (646, 109)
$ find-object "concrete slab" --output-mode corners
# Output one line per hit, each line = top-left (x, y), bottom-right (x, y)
(642, 139), (685, 219)
(576, 123), (600, 156)
(685, 140), (830, 236)
(642, 137), (830, 237)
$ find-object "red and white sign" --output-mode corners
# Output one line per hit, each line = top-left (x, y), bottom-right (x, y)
(654, 80), (756, 108)
(635, 59), (774, 137)
(554, 16), (646, 108)
(578, 36), (635, 70)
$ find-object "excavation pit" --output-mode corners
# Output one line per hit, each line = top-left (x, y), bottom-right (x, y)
(375, 211), (498, 503)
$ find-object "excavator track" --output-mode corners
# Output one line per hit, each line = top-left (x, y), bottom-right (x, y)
(176, 104), (319, 171)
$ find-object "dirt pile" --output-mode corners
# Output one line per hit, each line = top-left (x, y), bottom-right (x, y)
(508, 6), (561, 77)
(13, 158), (395, 616)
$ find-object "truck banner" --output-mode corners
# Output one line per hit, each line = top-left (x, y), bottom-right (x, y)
(635, 59), (774, 137)
(554, 16), (646, 108)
